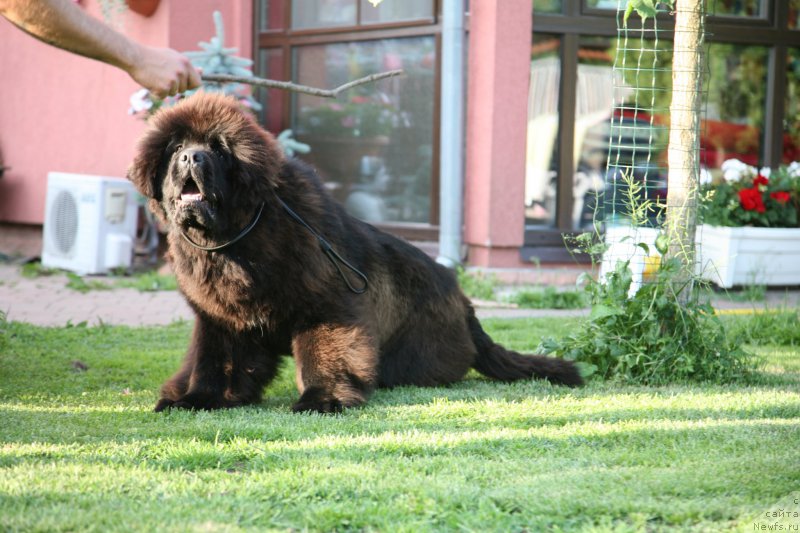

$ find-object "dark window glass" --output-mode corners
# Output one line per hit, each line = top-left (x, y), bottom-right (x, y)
(702, 44), (768, 171)
(360, 0), (434, 24)
(783, 48), (800, 163)
(292, 37), (436, 223)
(588, 37), (672, 228)
(525, 34), (561, 228)
(791, 0), (800, 29)
(291, 0), (357, 30)
(534, 0), (563, 14)
(584, 0), (618, 9)
(257, 48), (285, 134)
(259, 0), (285, 31)
(709, 0), (763, 17)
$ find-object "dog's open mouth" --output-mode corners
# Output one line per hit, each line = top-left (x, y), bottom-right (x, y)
(179, 178), (204, 204)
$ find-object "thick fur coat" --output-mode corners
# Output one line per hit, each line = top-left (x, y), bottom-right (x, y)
(128, 92), (582, 414)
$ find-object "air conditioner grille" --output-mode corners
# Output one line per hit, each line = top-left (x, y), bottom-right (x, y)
(50, 190), (79, 254)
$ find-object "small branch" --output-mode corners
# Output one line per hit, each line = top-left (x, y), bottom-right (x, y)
(200, 69), (404, 98)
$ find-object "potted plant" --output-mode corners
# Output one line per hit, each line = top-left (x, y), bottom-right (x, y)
(697, 159), (800, 287)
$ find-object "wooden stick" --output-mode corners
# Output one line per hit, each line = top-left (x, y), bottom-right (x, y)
(200, 69), (404, 98)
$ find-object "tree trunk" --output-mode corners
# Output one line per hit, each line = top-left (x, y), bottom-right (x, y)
(665, 0), (704, 304)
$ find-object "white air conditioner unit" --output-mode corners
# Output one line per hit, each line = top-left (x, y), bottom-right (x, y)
(42, 172), (138, 275)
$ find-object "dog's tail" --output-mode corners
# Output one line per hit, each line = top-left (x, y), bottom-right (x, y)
(467, 308), (583, 386)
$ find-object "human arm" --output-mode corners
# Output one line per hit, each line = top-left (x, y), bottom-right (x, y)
(0, 0), (200, 97)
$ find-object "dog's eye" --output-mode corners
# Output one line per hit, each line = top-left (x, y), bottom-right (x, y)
(172, 144), (183, 154)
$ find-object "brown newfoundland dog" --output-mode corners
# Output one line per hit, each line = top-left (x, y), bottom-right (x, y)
(128, 92), (582, 414)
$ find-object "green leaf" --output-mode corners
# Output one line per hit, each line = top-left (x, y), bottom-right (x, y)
(624, 0), (658, 26)
(574, 361), (598, 379)
(654, 233), (670, 255)
(590, 304), (624, 321)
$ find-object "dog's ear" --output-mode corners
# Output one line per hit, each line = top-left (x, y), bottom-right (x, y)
(127, 128), (170, 201)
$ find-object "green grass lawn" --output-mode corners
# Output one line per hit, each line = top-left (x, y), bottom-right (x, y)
(1, 317), (798, 532)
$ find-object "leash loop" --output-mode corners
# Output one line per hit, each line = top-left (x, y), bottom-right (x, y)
(276, 195), (369, 294)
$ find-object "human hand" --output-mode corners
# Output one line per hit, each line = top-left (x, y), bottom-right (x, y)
(129, 45), (201, 99)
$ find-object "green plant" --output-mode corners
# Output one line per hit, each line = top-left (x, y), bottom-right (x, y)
(114, 271), (178, 292)
(541, 254), (759, 384)
(700, 160), (800, 228)
(624, 0), (675, 25)
(553, 165), (759, 384)
(65, 273), (112, 294)
(723, 310), (800, 346)
(509, 287), (588, 310)
(20, 262), (58, 279)
(456, 267), (498, 301)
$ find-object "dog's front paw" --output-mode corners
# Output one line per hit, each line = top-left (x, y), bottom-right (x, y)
(292, 387), (346, 414)
(154, 398), (175, 412)
(154, 393), (222, 412)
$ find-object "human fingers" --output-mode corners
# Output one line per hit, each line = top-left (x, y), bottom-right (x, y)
(186, 64), (202, 90)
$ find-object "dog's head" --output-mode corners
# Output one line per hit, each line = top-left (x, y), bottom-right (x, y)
(128, 92), (284, 234)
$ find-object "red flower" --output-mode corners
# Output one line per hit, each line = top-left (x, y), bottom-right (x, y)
(770, 191), (792, 205)
(753, 174), (770, 187)
(739, 187), (766, 213)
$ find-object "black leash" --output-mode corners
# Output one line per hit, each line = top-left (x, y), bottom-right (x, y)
(275, 195), (369, 295)
(180, 202), (265, 252)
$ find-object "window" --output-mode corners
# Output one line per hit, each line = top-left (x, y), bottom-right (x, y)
(292, 38), (436, 223)
(709, 0), (764, 18)
(536, 0), (563, 14)
(360, 0), (434, 24)
(784, 48), (800, 163)
(255, 0), (441, 235)
(291, 0), (356, 30)
(525, 34), (561, 228)
(526, 0), (800, 260)
(703, 44), (768, 170)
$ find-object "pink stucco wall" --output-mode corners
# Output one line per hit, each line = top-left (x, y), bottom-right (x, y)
(464, 0), (532, 268)
(0, 0), (252, 225)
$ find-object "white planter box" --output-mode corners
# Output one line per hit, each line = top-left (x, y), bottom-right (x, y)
(696, 224), (800, 288)
(601, 225), (661, 295)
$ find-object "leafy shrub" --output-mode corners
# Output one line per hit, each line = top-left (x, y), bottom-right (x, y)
(724, 310), (800, 346)
(541, 253), (760, 384)
(456, 267), (498, 301)
(20, 262), (58, 279)
(510, 287), (588, 309)
(66, 273), (112, 294)
(114, 272), (178, 292)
